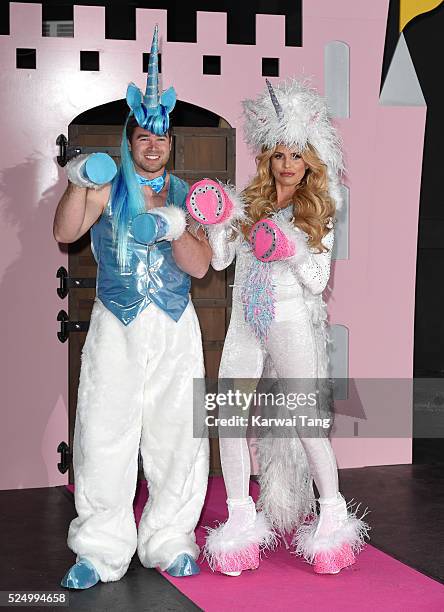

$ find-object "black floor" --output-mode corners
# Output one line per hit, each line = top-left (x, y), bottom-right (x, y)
(0, 465), (443, 611)
(339, 463), (444, 585)
(0, 486), (200, 612)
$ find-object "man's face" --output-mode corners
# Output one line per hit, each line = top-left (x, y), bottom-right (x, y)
(129, 127), (172, 177)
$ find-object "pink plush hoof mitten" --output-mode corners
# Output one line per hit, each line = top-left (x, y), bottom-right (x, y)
(186, 179), (234, 225)
(250, 219), (296, 262)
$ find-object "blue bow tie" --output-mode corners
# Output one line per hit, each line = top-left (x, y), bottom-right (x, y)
(136, 170), (167, 193)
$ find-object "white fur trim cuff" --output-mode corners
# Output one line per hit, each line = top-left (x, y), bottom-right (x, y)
(150, 206), (187, 241)
(66, 154), (100, 190)
(219, 182), (247, 226)
(203, 512), (277, 571)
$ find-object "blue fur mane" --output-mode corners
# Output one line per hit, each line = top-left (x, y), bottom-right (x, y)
(110, 118), (145, 268)
(145, 104), (170, 135)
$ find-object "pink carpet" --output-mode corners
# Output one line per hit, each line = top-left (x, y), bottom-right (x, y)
(150, 478), (444, 612)
(68, 478), (444, 611)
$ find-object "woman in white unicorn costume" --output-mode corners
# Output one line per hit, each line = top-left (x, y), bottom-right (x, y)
(54, 26), (210, 589)
(186, 78), (369, 575)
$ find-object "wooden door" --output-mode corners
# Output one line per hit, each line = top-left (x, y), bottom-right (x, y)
(66, 124), (235, 481)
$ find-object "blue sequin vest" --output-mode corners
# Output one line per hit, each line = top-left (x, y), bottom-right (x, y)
(90, 174), (191, 325)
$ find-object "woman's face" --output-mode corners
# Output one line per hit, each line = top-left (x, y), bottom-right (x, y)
(270, 145), (307, 189)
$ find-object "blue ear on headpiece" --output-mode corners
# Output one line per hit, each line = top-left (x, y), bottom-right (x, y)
(160, 87), (176, 113)
(126, 83), (142, 109)
(126, 83), (147, 127)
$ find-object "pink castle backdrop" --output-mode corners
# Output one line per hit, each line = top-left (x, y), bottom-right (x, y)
(0, 1), (426, 489)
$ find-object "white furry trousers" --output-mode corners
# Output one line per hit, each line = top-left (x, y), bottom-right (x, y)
(219, 298), (338, 504)
(67, 299), (209, 582)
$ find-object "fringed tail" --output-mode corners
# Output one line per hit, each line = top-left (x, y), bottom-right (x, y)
(203, 513), (277, 573)
(241, 260), (275, 343)
(256, 436), (316, 535)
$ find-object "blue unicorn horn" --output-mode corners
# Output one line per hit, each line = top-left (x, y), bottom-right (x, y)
(145, 24), (160, 109)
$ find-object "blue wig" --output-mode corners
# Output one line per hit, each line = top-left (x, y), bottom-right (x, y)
(110, 115), (145, 268)
(144, 104), (170, 136)
(111, 25), (176, 267)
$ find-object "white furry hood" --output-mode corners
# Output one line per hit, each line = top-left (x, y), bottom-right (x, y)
(242, 78), (344, 209)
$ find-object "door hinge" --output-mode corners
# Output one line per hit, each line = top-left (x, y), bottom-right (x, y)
(57, 441), (72, 474)
(56, 266), (95, 299)
(56, 133), (120, 167)
(57, 310), (90, 342)
(56, 134), (81, 167)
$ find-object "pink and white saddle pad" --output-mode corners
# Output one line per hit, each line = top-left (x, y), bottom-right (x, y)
(186, 179), (233, 225)
(249, 218), (296, 262)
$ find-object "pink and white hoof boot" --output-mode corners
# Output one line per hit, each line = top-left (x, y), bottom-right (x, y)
(204, 497), (275, 577)
(249, 218), (296, 262)
(314, 543), (356, 574)
(216, 544), (260, 576)
(293, 494), (370, 575)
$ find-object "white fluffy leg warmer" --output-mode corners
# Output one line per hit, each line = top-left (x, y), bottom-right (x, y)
(292, 494), (370, 573)
(204, 497), (277, 573)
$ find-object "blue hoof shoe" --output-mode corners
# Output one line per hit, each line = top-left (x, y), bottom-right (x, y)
(132, 213), (158, 245)
(61, 558), (100, 589)
(84, 153), (117, 185)
(166, 553), (200, 577)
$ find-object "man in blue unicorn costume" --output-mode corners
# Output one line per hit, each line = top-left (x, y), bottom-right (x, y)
(54, 26), (211, 588)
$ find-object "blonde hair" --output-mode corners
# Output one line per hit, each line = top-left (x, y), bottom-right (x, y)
(240, 144), (335, 252)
